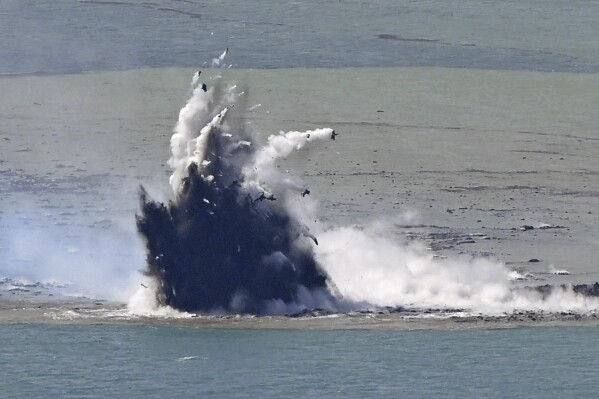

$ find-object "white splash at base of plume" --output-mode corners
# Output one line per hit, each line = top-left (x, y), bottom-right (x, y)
(315, 222), (599, 315)
(127, 279), (194, 318)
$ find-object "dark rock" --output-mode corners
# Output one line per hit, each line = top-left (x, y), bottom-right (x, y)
(528, 282), (599, 299)
(572, 282), (599, 297)
(538, 224), (566, 230)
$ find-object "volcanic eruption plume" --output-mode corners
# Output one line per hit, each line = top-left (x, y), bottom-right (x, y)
(136, 69), (337, 315)
(135, 57), (599, 318)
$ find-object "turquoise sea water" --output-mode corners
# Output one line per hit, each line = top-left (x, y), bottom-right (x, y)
(3, 324), (599, 398)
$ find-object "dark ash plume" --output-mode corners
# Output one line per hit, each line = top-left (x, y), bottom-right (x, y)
(136, 72), (336, 315)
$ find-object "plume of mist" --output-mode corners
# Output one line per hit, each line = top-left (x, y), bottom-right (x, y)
(0, 215), (143, 302)
(315, 221), (599, 315)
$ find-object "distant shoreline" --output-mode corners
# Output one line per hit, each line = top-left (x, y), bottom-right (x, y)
(2, 65), (599, 79)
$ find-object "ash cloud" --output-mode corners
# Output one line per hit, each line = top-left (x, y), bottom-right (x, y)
(136, 68), (336, 315)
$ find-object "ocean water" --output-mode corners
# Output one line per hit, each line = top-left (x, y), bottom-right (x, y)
(2, 1), (599, 397)
(2, 324), (599, 398)
(1, 0), (598, 74)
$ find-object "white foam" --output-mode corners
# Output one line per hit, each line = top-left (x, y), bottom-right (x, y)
(127, 279), (194, 318)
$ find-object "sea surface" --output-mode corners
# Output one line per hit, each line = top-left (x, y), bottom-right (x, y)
(3, 324), (599, 399)
(2, 0), (599, 74)
(1, 0), (599, 397)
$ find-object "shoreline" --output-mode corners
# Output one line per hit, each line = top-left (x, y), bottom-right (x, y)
(2, 299), (599, 331)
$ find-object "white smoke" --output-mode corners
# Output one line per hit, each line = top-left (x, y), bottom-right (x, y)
(168, 70), (242, 193)
(252, 128), (333, 172)
(0, 215), (143, 302)
(168, 81), (218, 191)
(314, 221), (599, 315)
(241, 128), (334, 208)
(190, 108), (229, 171)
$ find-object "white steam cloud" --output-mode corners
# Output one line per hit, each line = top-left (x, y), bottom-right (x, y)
(315, 223), (599, 315)
(1, 217), (143, 302)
